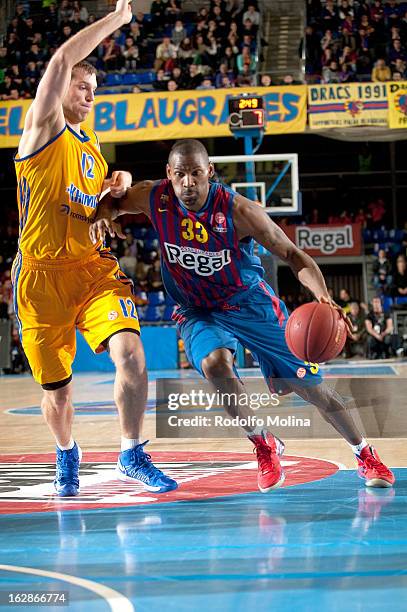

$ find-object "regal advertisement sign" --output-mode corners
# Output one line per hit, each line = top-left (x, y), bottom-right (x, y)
(284, 224), (362, 256)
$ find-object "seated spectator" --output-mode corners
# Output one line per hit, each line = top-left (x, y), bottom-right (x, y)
(100, 36), (123, 72)
(393, 57), (407, 78)
(322, 60), (341, 83)
(72, 1), (89, 24)
(215, 63), (235, 87)
(119, 247), (138, 281)
(384, 0), (401, 29)
(0, 75), (14, 100)
(210, 6), (229, 37)
(154, 36), (177, 72)
(58, 0), (73, 25)
(337, 288), (352, 313)
(368, 198), (386, 227)
(345, 302), (367, 358)
(241, 18), (258, 40)
(218, 74), (235, 88)
(184, 63), (203, 89)
(236, 64), (256, 86)
(242, 4), (260, 28)
(70, 10), (87, 34)
(196, 77), (215, 89)
(222, 46), (238, 72)
(373, 248), (393, 293)
(388, 39), (406, 68)
(177, 37), (194, 67)
(339, 62), (356, 82)
(147, 259), (164, 292)
(165, 0), (182, 24)
(236, 45), (256, 73)
(365, 296), (403, 358)
(151, 0), (167, 31)
(122, 36), (139, 71)
(135, 257), (151, 292)
(260, 74), (272, 86)
(167, 78), (178, 91)
(192, 34), (217, 67)
(6, 32), (23, 64)
(371, 58), (392, 81)
(338, 45), (357, 72)
(170, 65), (185, 88)
(153, 68), (168, 91)
(392, 255), (407, 298)
(172, 20), (187, 47)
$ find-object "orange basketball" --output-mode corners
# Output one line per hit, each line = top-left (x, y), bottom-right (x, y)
(285, 302), (347, 363)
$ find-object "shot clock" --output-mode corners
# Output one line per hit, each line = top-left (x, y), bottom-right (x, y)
(228, 95), (265, 130)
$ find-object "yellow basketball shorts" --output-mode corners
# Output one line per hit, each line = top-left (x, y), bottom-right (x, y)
(12, 251), (140, 386)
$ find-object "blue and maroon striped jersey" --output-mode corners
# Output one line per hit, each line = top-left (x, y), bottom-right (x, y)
(149, 179), (264, 308)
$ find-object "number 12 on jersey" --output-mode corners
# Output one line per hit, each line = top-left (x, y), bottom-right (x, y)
(81, 153), (95, 179)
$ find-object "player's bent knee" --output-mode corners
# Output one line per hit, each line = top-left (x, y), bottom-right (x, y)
(110, 338), (146, 376)
(42, 384), (72, 412)
(201, 350), (234, 380)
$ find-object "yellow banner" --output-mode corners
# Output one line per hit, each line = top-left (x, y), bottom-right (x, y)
(387, 81), (407, 128)
(0, 86), (306, 148)
(308, 83), (388, 129)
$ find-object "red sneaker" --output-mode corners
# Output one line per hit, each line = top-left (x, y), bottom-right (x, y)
(356, 446), (395, 488)
(249, 431), (285, 492)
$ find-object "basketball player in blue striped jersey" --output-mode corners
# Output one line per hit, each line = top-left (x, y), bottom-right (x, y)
(90, 139), (395, 491)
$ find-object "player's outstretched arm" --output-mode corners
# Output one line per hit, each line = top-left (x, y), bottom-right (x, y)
(89, 181), (154, 244)
(20, 1), (132, 152)
(233, 193), (352, 329)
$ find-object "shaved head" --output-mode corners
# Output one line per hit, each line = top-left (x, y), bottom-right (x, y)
(168, 139), (209, 164)
(167, 139), (214, 210)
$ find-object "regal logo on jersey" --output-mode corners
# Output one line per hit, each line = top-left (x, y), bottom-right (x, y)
(164, 242), (231, 276)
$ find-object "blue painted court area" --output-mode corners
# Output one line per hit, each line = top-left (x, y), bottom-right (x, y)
(0, 469), (406, 612)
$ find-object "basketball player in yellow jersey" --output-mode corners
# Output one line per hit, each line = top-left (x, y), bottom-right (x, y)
(13, 0), (177, 496)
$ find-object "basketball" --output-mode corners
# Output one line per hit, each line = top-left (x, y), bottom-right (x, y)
(285, 302), (348, 363)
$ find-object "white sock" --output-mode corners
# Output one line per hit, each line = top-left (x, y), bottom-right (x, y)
(121, 437), (140, 451)
(350, 438), (369, 455)
(57, 438), (75, 451)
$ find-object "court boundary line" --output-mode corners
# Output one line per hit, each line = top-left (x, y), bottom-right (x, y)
(0, 565), (134, 611)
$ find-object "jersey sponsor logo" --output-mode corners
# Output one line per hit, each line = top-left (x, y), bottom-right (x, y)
(66, 183), (100, 210)
(295, 225), (354, 255)
(59, 204), (94, 224)
(164, 242), (231, 276)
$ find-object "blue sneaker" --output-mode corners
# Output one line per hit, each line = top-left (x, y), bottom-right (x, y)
(116, 441), (178, 493)
(54, 443), (82, 497)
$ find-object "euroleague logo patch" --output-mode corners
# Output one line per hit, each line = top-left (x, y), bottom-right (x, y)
(213, 211), (227, 233)
(0, 451), (339, 514)
(296, 367), (306, 379)
(108, 310), (119, 320)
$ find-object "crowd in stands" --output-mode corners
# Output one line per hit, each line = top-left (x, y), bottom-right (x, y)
(306, 0), (407, 83)
(0, 0), (267, 99)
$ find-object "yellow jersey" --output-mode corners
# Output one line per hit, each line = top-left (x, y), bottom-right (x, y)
(14, 124), (108, 261)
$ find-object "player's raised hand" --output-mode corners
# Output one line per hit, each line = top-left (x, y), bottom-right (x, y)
(319, 295), (353, 336)
(89, 217), (125, 244)
(115, 0), (133, 24)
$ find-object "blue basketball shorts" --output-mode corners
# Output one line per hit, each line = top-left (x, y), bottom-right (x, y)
(176, 281), (323, 392)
